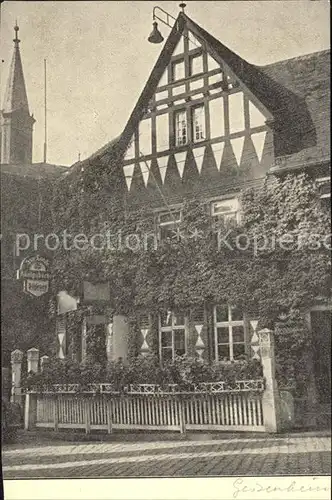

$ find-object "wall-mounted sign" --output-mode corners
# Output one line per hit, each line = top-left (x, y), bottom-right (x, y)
(17, 256), (50, 297)
(83, 281), (110, 303)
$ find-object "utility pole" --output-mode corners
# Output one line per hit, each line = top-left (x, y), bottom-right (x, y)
(43, 59), (47, 163)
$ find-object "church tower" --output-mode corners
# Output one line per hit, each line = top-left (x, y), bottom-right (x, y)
(1, 24), (35, 164)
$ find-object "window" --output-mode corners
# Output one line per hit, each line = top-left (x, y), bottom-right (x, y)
(172, 60), (185, 81)
(190, 55), (203, 76)
(214, 305), (245, 361)
(174, 109), (188, 146)
(158, 210), (182, 241)
(192, 105), (206, 142)
(316, 176), (331, 213)
(211, 198), (239, 227)
(159, 311), (186, 362)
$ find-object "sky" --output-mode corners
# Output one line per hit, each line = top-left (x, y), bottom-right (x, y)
(0, 0), (330, 166)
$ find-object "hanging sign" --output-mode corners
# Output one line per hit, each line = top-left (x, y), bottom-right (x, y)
(17, 256), (50, 297)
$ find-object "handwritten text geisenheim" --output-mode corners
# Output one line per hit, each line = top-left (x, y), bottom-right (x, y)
(233, 477), (331, 499)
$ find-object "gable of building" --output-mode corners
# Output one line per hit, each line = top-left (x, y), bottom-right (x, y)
(62, 13), (329, 208)
(103, 13), (280, 206)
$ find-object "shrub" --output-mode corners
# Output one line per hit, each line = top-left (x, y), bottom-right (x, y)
(1, 399), (22, 443)
(22, 355), (264, 393)
(210, 358), (263, 384)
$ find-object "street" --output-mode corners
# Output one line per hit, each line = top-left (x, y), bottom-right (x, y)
(2, 433), (331, 479)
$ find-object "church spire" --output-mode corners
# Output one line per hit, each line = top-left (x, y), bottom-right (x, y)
(1, 24), (35, 164)
(2, 23), (30, 114)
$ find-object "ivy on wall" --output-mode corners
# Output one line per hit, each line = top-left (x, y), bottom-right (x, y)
(1, 173), (57, 363)
(51, 168), (331, 322)
(274, 319), (312, 393)
(49, 161), (331, 393)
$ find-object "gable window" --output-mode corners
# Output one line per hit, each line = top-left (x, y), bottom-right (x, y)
(159, 311), (186, 362)
(190, 54), (203, 76)
(211, 198), (239, 227)
(172, 60), (185, 81)
(158, 210), (182, 241)
(175, 109), (188, 146)
(214, 305), (245, 361)
(192, 105), (206, 142)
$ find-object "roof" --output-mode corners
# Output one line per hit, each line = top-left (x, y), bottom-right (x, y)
(0, 162), (69, 179)
(62, 135), (120, 180)
(261, 49), (330, 172)
(63, 13), (330, 178)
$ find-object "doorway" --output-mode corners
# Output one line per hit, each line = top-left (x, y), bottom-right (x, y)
(310, 310), (331, 425)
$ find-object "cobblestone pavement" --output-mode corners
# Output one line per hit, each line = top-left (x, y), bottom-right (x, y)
(2, 434), (331, 479)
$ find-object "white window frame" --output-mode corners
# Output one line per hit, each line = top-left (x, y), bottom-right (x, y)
(192, 105), (206, 143)
(159, 311), (187, 363)
(316, 176), (331, 194)
(211, 197), (240, 227)
(174, 109), (188, 146)
(213, 305), (246, 362)
(157, 209), (182, 241)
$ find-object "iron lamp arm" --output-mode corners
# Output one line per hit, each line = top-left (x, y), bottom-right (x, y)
(152, 6), (177, 29)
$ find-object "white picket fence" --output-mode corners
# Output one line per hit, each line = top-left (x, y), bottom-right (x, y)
(32, 381), (265, 433)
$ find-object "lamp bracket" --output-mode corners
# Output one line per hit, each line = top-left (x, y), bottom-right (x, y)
(152, 6), (177, 29)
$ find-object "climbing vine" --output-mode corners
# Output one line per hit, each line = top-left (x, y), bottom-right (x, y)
(48, 160), (331, 394)
(51, 167), (331, 321)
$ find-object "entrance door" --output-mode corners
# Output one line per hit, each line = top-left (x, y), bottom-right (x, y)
(310, 310), (331, 408)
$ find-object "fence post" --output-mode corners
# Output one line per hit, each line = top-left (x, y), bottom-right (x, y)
(105, 322), (113, 362)
(53, 395), (59, 432)
(178, 397), (186, 435)
(27, 348), (40, 373)
(10, 349), (23, 405)
(107, 398), (113, 434)
(24, 348), (39, 431)
(2, 367), (11, 402)
(81, 317), (87, 363)
(258, 328), (281, 433)
(84, 398), (91, 434)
